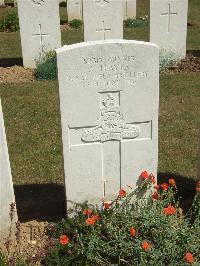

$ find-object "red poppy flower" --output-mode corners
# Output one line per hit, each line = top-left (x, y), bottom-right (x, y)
(163, 205), (176, 215)
(141, 240), (151, 251)
(86, 217), (95, 225)
(83, 209), (92, 215)
(119, 189), (126, 197)
(152, 192), (159, 200)
(196, 181), (200, 192)
(129, 227), (136, 237)
(140, 171), (149, 180)
(169, 178), (176, 186)
(59, 235), (69, 245)
(160, 183), (169, 191)
(184, 252), (193, 264)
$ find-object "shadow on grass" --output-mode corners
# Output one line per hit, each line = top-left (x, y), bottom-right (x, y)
(0, 57), (23, 67)
(187, 50), (200, 57)
(14, 173), (196, 223)
(158, 173), (196, 213)
(14, 183), (66, 223)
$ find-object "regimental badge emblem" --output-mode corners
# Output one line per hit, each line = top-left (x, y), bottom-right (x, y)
(81, 93), (139, 143)
(95, 0), (110, 7)
(31, 0), (45, 6)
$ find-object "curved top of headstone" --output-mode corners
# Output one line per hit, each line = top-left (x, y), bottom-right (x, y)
(56, 39), (159, 54)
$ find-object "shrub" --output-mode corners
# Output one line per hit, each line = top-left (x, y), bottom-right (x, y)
(124, 17), (148, 28)
(59, 1), (67, 7)
(43, 172), (200, 265)
(0, 11), (19, 32)
(68, 19), (82, 29)
(159, 49), (182, 72)
(34, 50), (57, 80)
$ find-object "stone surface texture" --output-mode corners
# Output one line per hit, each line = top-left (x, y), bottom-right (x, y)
(123, 0), (136, 19)
(83, 0), (123, 41)
(17, 0), (61, 68)
(56, 40), (159, 206)
(0, 100), (17, 241)
(67, 0), (83, 21)
(150, 0), (188, 58)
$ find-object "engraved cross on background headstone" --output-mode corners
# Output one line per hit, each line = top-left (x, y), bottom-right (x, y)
(96, 20), (111, 40)
(68, 91), (151, 199)
(160, 3), (177, 33)
(32, 24), (49, 53)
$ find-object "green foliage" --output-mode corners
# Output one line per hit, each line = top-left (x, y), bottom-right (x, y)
(0, 252), (7, 266)
(124, 17), (148, 28)
(68, 19), (82, 29)
(0, 253), (27, 266)
(44, 175), (200, 265)
(34, 50), (57, 80)
(0, 10), (19, 32)
(159, 49), (181, 72)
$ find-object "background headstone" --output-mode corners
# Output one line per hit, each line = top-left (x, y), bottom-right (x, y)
(83, 0), (123, 41)
(56, 40), (159, 206)
(17, 0), (61, 68)
(123, 0), (136, 20)
(0, 100), (17, 241)
(150, 0), (188, 58)
(0, 0), (4, 5)
(67, 0), (83, 21)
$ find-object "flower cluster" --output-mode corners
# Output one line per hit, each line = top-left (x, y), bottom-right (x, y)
(45, 171), (199, 265)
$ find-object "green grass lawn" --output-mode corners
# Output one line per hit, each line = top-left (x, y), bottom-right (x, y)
(0, 73), (199, 185)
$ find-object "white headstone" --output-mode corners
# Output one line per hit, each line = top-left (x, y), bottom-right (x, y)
(17, 0), (61, 68)
(0, 0), (5, 5)
(0, 100), (17, 241)
(56, 40), (159, 206)
(83, 0), (123, 41)
(150, 0), (188, 58)
(67, 0), (83, 21)
(123, 0), (136, 20)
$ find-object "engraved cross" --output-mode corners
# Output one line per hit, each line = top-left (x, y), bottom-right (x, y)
(96, 20), (111, 40)
(160, 3), (177, 33)
(68, 91), (144, 200)
(32, 24), (49, 53)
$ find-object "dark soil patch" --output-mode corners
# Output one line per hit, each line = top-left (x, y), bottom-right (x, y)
(0, 66), (34, 83)
(167, 55), (200, 73)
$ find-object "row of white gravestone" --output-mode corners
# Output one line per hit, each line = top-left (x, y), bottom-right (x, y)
(16, 0), (188, 69)
(67, 0), (136, 21)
